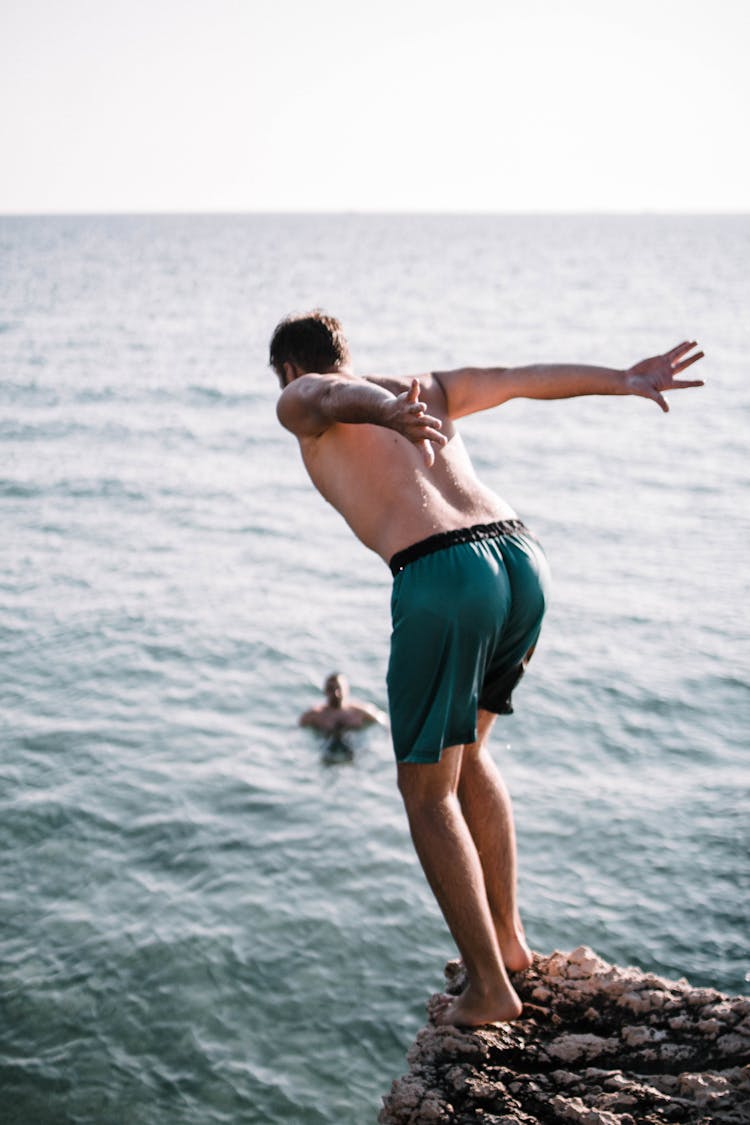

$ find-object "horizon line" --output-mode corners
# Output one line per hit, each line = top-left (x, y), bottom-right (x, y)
(1, 207), (749, 220)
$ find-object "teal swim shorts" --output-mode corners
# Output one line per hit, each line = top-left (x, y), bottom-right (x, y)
(386, 520), (550, 764)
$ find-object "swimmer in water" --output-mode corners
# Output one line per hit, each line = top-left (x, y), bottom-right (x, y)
(299, 672), (388, 737)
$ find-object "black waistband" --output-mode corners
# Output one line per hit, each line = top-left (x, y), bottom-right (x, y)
(389, 519), (528, 576)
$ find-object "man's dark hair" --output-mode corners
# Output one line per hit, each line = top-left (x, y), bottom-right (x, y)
(269, 311), (351, 376)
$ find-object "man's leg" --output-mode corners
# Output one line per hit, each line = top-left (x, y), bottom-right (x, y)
(457, 709), (533, 972)
(397, 743), (522, 1026)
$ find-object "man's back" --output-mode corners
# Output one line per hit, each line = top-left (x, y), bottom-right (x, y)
(283, 371), (516, 562)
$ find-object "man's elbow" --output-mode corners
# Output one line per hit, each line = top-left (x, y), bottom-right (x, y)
(276, 391), (296, 432)
(277, 381), (329, 437)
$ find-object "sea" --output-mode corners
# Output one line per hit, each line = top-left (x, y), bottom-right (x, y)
(1, 213), (748, 1124)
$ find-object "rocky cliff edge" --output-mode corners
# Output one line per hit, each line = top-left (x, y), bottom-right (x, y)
(379, 947), (750, 1124)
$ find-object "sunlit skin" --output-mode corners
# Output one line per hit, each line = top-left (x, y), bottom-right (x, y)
(276, 336), (704, 1027)
(299, 673), (388, 735)
(276, 343), (704, 564)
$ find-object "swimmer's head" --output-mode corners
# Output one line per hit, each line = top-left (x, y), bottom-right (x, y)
(324, 672), (347, 707)
(269, 311), (351, 387)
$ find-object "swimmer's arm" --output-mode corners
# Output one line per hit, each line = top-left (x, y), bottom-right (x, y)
(354, 702), (389, 728)
(277, 372), (447, 465)
(299, 709), (322, 729)
(436, 342), (704, 418)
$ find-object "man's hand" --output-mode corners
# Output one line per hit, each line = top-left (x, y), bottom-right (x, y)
(385, 379), (447, 467)
(625, 341), (704, 413)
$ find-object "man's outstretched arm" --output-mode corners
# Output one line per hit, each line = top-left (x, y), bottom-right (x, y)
(353, 701), (389, 727)
(437, 341), (705, 419)
(276, 372), (447, 465)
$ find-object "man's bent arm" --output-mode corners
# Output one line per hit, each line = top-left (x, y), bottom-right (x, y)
(354, 701), (389, 727)
(299, 709), (321, 728)
(437, 341), (704, 419)
(277, 372), (447, 464)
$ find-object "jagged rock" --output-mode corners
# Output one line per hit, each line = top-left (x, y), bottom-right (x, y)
(379, 948), (750, 1124)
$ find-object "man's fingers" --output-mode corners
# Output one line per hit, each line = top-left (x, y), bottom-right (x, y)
(419, 439), (435, 468)
(398, 384), (446, 462)
(412, 409), (442, 429)
(640, 384), (670, 411)
(667, 340), (697, 359)
(414, 424), (447, 466)
(672, 350), (704, 373)
(417, 425), (447, 446)
(671, 379), (704, 389)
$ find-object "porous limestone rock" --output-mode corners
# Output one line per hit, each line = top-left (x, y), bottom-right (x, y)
(379, 948), (749, 1124)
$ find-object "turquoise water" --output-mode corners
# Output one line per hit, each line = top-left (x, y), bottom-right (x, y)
(1, 214), (748, 1123)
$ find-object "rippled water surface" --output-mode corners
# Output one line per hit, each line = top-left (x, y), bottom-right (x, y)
(1, 214), (748, 1123)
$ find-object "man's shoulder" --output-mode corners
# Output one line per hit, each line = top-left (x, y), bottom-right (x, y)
(366, 371), (446, 407)
(299, 704), (327, 727)
(348, 699), (387, 726)
(276, 373), (330, 436)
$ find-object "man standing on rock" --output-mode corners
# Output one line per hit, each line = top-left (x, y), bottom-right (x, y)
(271, 310), (703, 1027)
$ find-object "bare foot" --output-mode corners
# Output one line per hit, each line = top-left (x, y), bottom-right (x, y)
(433, 982), (523, 1028)
(499, 931), (534, 973)
(427, 991), (454, 1022)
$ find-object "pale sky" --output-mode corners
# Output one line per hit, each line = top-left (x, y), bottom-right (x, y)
(2, 0), (748, 213)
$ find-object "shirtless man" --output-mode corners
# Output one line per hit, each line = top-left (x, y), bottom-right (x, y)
(299, 672), (388, 735)
(271, 310), (703, 1027)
